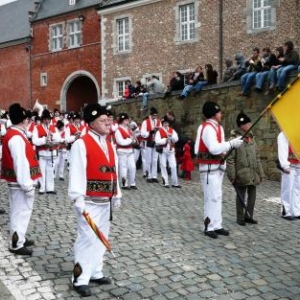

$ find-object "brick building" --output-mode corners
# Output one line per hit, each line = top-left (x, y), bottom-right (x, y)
(0, 0), (37, 109)
(98, 0), (300, 101)
(31, 0), (102, 112)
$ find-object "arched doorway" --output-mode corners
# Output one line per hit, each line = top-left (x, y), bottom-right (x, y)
(60, 71), (100, 112)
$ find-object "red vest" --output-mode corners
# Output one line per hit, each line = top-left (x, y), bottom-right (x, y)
(158, 127), (174, 149)
(68, 123), (84, 135)
(197, 122), (223, 164)
(1, 128), (41, 182)
(36, 124), (58, 151)
(145, 118), (161, 141)
(288, 146), (300, 164)
(82, 134), (117, 197)
(59, 131), (67, 150)
(28, 122), (35, 133)
(116, 126), (133, 149)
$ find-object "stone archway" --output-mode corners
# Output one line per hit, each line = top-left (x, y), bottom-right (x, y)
(60, 71), (100, 112)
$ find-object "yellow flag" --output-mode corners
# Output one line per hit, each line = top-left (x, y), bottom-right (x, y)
(270, 74), (300, 159)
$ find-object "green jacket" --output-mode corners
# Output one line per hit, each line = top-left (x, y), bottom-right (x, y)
(226, 129), (265, 186)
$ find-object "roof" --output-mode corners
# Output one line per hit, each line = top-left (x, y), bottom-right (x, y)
(33, 0), (101, 21)
(99, 0), (139, 9)
(0, 0), (36, 45)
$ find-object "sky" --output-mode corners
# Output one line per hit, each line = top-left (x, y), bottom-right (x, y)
(0, 0), (17, 6)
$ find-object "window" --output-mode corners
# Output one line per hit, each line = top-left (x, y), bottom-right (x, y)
(179, 3), (195, 41)
(252, 0), (271, 29)
(116, 80), (126, 99)
(68, 20), (81, 48)
(40, 73), (47, 87)
(117, 17), (129, 52)
(69, 0), (76, 5)
(50, 24), (63, 51)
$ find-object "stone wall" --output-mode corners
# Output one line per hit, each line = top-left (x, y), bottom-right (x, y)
(109, 79), (295, 181)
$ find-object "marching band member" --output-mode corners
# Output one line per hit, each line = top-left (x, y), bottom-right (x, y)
(1, 103), (41, 255)
(0, 112), (8, 214)
(115, 113), (137, 190)
(141, 107), (161, 183)
(277, 131), (300, 220)
(68, 103), (121, 297)
(32, 109), (62, 194)
(106, 111), (118, 146)
(195, 101), (243, 239)
(55, 120), (68, 181)
(155, 116), (181, 188)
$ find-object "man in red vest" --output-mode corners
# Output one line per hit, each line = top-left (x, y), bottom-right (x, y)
(194, 101), (243, 239)
(68, 103), (122, 297)
(1, 103), (41, 256)
(277, 131), (300, 220)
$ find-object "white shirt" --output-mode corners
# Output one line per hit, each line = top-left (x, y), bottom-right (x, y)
(277, 132), (290, 170)
(155, 126), (178, 153)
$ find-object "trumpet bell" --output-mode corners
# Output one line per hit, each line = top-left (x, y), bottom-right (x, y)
(33, 99), (44, 117)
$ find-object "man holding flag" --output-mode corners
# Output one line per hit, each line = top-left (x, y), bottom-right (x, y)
(68, 103), (122, 297)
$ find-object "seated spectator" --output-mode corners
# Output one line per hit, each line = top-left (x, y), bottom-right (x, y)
(133, 80), (147, 98)
(274, 41), (299, 91)
(254, 47), (277, 93)
(264, 46), (284, 95)
(123, 80), (135, 100)
(141, 75), (163, 111)
(223, 58), (235, 82)
(239, 47), (262, 96)
(179, 65), (205, 100)
(227, 52), (247, 82)
(205, 64), (218, 85)
(163, 71), (184, 99)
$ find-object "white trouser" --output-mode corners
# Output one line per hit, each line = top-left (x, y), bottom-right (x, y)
(200, 168), (224, 231)
(55, 150), (67, 179)
(145, 147), (158, 179)
(38, 156), (58, 192)
(118, 151), (136, 187)
(281, 166), (300, 217)
(9, 188), (34, 250)
(159, 151), (178, 186)
(73, 203), (110, 286)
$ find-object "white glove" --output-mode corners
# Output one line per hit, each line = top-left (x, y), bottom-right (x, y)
(229, 137), (244, 149)
(74, 198), (85, 213)
(113, 198), (121, 209)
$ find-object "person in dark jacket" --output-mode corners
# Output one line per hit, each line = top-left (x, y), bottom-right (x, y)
(163, 71), (184, 99)
(205, 64), (218, 85)
(226, 112), (265, 226)
(227, 52), (247, 82)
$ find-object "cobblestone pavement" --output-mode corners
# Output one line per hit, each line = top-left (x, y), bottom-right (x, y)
(0, 170), (300, 300)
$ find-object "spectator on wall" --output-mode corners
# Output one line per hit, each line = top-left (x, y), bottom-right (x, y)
(163, 71), (184, 99)
(227, 52), (247, 82)
(222, 58), (235, 82)
(123, 80), (135, 100)
(141, 76), (163, 111)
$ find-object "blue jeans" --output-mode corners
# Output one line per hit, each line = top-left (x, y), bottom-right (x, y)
(268, 68), (279, 87)
(241, 72), (257, 94)
(276, 65), (299, 89)
(142, 92), (149, 108)
(180, 81), (208, 97)
(255, 71), (269, 89)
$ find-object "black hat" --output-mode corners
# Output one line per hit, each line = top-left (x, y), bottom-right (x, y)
(26, 110), (32, 119)
(118, 113), (129, 124)
(83, 103), (107, 124)
(150, 107), (158, 115)
(236, 112), (251, 127)
(9, 103), (27, 125)
(73, 112), (81, 120)
(161, 115), (170, 124)
(106, 110), (113, 117)
(41, 109), (52, 120)
(56, 120), (64, 129)
(202, 101), (221, 119)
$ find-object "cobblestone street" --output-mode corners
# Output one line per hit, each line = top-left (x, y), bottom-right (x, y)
(0, 170), (300, 300)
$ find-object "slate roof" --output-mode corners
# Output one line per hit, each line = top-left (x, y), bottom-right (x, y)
(0, 0), (36, 45)
(33, 0), (101, 21)
(99, 0), (139, 9)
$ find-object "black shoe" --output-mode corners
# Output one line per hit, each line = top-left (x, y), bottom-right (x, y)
(0, 209), (5, 214)
(147, 179), (153, 183)
(172, 185), (181, 188)
(38, 191), (45, 195)
(152, 178), (159, 183)
(46, 191), (57, 195)
(215, 228), (230, 236)
(254, 87), (262, 93)
(281, 215), (296, 221)
(204, 231), (218, 239)
(90, 276), (112, 285)
(143, 174), (147, 178)
(237, 220), (246, 226)
(244, 218), (258, 224)
(178, 95), (186, 100)
(130, 186), (138, 190)
(121, 186), (130, 190)
(24, 239), (35, 247)
(59, 177), (65, 181)
(163, 185), (170, 188)
(73, 285), (91, 297)
(9, 247), (33, 256)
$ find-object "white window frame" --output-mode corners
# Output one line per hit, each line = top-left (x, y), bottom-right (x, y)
(114, 77), (131, 100)
(116, 17), (130, 52)
(174, 1), (199, 45)
(40, 72), (48, 87)
(68, 19), (82, 48)
(69, 0), (76, 5)
(252, 0), (271, 29)
(50, 23), (64, 52)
